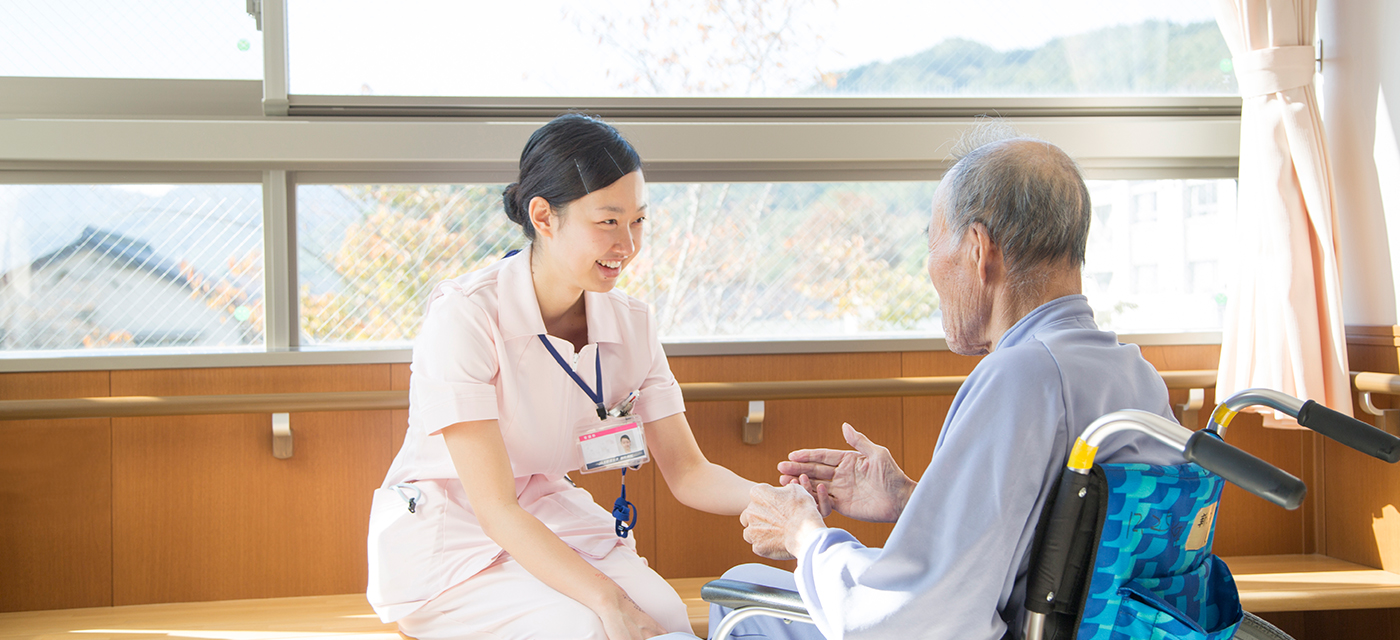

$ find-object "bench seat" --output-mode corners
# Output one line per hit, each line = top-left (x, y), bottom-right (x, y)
(1224, 554), (1400, 612)
(2, 556), (1395, 640)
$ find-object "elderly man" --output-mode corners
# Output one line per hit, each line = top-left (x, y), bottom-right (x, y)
(722, 129), (1184, 640)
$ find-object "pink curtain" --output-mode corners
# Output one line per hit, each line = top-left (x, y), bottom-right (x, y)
(1211, 0), (1352, 425)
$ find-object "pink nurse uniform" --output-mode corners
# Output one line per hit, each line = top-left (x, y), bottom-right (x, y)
(366, 251), (693, 639)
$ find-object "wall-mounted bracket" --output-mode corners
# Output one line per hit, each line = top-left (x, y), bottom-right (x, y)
(1175, 387), (1206, 429)
(742, 401), (765, 445)
(272, 412), (293, 459)
(1359, 392), (1398, 435)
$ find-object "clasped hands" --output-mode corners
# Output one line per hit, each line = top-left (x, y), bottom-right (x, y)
(740, 422), (918, 560)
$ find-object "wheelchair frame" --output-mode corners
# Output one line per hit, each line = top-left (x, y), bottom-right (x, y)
(702, 389), (1399, 640)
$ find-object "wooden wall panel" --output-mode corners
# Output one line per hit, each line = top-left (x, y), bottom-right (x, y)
(0, 418), (112, 612)
(3, 337), (1395, 617)
(900, 350), (981, 479)
(1208, 413), (1309, 557)
(1333, 334), (1400, 571)
(109, 365), (394, 605)
(1300, 608), (1400, 640)
(0, 370), (113, 613)
(390, 363), (410, 458)
(0, 370), (110, 400)
(111, 410), (392, 604)
(1254, 611), (1306, 639)
(658, 353), (902, 578)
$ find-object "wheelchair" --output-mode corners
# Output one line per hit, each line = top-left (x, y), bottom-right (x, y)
(702, 389), (1400, 640)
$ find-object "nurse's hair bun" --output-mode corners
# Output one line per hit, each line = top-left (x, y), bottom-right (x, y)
(502, 182), (527, 228)
(503, 113), (641, 242)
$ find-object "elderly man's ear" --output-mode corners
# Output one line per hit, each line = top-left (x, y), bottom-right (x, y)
(967, 221), (1002, 285)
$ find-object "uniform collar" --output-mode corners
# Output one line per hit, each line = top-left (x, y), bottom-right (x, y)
(497, 247), (624, 345)
(996, 294), (1094, 350)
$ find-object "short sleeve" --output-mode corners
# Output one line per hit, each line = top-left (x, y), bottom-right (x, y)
(632, 305), (685, 424)
(410, 287), (501, 435)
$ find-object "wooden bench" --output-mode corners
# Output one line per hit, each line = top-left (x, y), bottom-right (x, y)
(2, 556), (1395, 639)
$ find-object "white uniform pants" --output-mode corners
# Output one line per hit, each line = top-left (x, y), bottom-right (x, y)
(397, 545), (695, 640)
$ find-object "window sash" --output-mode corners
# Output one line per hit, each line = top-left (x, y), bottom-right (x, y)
(0, 57), (1241, 368)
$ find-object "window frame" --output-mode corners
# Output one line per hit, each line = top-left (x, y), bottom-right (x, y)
(0, 0), (1240, 372)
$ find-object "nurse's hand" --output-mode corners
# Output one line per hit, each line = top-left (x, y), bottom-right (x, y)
(740, 483), (825, 560)
(596, 592), (667, 640)
(778, 422), (916, 524)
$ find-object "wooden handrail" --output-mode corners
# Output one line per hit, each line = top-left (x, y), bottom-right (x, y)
(1352, 371), (1400, 395)
(0, 391), (408, 421)
(0, 370), (1219, 421)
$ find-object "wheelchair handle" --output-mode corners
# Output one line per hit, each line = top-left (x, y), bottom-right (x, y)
(1183, 431), (1306, 510)
(1297, 400), (1399, 463)
(1209, 388), (1400, 463)
(1071, 410), (1306, 508)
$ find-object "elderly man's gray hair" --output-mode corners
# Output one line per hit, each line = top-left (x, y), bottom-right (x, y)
(940, 121), (1092, 280)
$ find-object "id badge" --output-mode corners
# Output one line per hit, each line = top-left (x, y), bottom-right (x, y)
(577, 415), (649, 474)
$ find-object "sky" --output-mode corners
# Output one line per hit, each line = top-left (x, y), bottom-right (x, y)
(0, 0), (1219, 96)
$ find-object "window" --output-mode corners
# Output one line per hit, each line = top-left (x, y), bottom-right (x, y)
(1186, 182), (1220, 217)
(287, 0), (1234, 98)
(1131, 191), (1159, 223)
(1, 1), (262, 79)
(296, 181), (938, 344)
(0, 1), (1244, 365)
(297, 184), (519, 345)
(294, 178), (1236, 346)
(1132, 265), (1160, 295)
(1188, 260), (1219, 295)
(0, 184), (264, 353)
(1082, 179), (1236, 332)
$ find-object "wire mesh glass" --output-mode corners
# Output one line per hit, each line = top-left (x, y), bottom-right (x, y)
(298, 179), (1237, 346)
(0, 185), (264, 352)
(297, 185), (522, 345)
(1084, 179), (1238, 333)
(0, 0), (262, 79)
(289, 0), (1234, 97)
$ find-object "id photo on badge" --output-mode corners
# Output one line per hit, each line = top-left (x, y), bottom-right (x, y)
(578, 418), (648, 473)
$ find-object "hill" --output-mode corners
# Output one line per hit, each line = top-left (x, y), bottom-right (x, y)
(811, 20), (1237, 96)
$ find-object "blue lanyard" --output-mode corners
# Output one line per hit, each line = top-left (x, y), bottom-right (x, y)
(613, 467), (637, 538)
(538, 334), (608, 420)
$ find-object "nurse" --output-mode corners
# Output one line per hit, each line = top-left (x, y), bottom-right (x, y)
(367, 114), (756, 639)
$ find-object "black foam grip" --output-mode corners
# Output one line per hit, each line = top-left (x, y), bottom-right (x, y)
(1185, 431), (1307, 510)
(1024, 469), (1093, 614)
(1297, 400), (1400, 463)
(700, 579), (807, 616)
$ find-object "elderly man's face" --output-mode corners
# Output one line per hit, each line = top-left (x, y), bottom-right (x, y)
(927, 184), (993, 356)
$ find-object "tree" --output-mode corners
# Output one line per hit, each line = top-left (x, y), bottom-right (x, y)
(571, 0), (839, 96)
(299, 185), (521, 344)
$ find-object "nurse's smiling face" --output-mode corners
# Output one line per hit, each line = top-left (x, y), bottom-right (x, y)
(531, 170), (648, 295)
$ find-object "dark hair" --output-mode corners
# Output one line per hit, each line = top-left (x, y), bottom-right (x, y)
(503, 114), (642, 241)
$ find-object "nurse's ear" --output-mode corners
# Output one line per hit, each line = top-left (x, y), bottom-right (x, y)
(529, 196), (561, 241)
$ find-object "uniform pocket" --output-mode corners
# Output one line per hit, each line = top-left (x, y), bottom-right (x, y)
(366, 481), (448, 610)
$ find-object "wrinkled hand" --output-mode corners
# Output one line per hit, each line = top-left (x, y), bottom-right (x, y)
(595, 591), (668, 640)
(777, 422), (916, 523)
(740, 483), (825, 560)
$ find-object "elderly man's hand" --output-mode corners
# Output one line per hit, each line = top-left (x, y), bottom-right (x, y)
(777, 422), (916, 523)
(740, 483), (826, 560)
